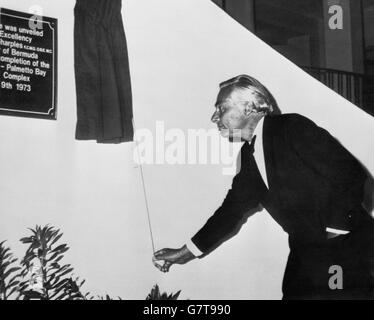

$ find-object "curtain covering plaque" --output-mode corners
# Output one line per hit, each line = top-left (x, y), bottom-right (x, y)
(74, 0), (134, 143)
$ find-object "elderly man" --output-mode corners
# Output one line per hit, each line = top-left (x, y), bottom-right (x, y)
(153, 75), (374, 299)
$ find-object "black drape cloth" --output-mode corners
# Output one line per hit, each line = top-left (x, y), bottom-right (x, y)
(74, 0), (134, 143)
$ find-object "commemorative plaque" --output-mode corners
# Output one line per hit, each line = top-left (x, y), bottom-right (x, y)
(0, 8), (57, 120)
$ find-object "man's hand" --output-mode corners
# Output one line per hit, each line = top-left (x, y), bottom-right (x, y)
(153, 245), (196, 273)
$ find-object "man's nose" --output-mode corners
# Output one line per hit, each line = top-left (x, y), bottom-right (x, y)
(211, 110), (220, 123)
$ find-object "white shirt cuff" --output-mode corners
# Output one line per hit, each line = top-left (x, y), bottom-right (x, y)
(186, 239), (203, 257)
(326, 227), (350, 235)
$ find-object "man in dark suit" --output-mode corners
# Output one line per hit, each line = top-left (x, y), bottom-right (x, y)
(153, 75), (374, 299)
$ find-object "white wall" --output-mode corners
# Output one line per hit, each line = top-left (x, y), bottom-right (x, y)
(0, 0), (373, 300)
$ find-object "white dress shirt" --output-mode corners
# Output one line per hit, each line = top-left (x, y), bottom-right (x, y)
(252, 116), (268, 189)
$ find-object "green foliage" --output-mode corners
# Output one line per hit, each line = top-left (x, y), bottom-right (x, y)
(0, 241), (21, 300)
(62, 277), (90, 300)
(17, 225), (88, 300)
(98, 294), (123, 300)
(146, 284), (181, 300)
(0, 225), (183, 300)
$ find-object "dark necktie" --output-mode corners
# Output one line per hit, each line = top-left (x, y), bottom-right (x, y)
(249, 135), (257, 154)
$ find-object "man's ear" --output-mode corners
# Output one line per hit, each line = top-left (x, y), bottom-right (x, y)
(243, 102), (255, 117)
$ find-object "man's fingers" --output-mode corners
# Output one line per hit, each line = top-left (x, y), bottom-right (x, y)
(154, 249), (168, 260)
(152, 253), (166, 271)
(161, 261), (172, 273)
(153, 248), (177, 272)
(153, 260), (163, 271)
(152, 258), (173, 273)
(154, 249), (166, 256)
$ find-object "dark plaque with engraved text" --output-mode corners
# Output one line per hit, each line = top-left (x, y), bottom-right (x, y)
(0, 8), (57, 120)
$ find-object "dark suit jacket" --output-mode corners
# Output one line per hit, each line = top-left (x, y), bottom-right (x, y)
(192, 113), (368, 254)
